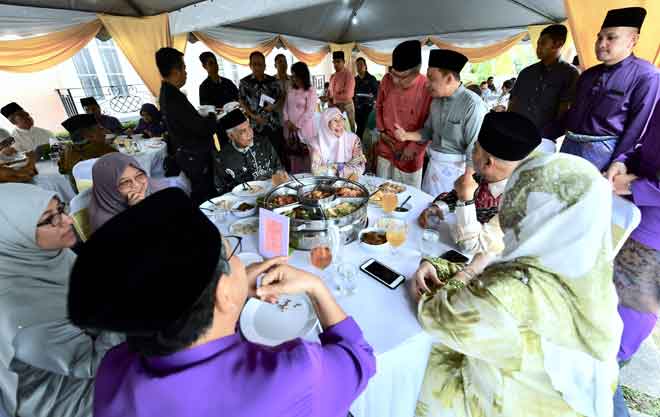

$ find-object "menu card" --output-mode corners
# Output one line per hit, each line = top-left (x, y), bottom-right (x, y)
(258, 208), (290, 258)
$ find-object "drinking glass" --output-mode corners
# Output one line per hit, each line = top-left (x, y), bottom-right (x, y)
(381, 191), (397, 213)
(213, 207), (228, 223)
(385, 217), (407, 255)
(334, 263), (358, 296)
(420, 229), (440, 257)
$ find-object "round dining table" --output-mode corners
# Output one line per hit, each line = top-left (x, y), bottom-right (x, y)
(205, 175), (464, 417)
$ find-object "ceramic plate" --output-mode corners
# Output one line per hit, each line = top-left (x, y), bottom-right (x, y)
(232, 180), (271, 198)
(229, 217), (259, 236)
(239, 295), (318, 347)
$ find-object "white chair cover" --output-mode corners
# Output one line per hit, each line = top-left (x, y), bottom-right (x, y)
(71, 158), (98, 191)
(69, 187), (93, 214)
(611, 193), (642, 259)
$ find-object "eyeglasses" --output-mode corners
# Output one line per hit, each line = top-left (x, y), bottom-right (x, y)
(224, 235), (243, 260)
(118, 171), (147, 192)
(37, 200), (67, 228)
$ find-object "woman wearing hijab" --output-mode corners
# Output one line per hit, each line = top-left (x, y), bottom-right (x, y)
(0, 183), (122, 417)
(310, 107), (366, 178)
(89, 152), (164, 233)
(412, 153), (622, 417)
(132, 103), (165, 138)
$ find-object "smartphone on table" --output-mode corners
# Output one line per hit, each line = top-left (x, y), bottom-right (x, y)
(439, 250), (469, 264)
(360, 258), (406, 289)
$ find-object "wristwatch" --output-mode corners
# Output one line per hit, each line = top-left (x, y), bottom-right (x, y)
(456, 199), (475, 207)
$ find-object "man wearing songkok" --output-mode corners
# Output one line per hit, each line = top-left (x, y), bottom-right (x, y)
(604, 101), (660, 417)
(239, 52), (285, 166)
(561, 7), (660, 171)
(58, 114), (115, 176)
(0, 102), (54, 156)
(508, 24), (579, 133)
(418, 112), (541, 258)
(374, 40), (432, 187)
(0, 128), (76, 202)
(213, 108), (287, 194)
(157, 47), (217, 205)
(395, 49), (488, 196)
(67, 187), (376, 417)
(325, 51), (357, 132)
(80, 97), (124, 135)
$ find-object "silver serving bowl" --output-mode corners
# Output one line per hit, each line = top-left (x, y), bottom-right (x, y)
(264, 176), (369, 250)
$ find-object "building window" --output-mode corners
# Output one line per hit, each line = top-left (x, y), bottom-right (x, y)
(96, 39), (129, 96)
(72, 47), (103, 98)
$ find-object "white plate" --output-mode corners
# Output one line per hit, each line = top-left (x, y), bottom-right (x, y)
(231, 200), (257, 218)
(229, 217), (259, 236)
(239, 295), (318, 347)
(391, 203), (413, 219)
(0, 152), (28, 169)
(232, 180), (270, 198)
(200, 194), (240, 212)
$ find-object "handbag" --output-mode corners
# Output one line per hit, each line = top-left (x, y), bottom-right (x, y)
(285, 130), (309, 156)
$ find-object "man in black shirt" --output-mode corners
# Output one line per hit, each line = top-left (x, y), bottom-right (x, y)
(213, 108), (286, 194)
(353, 57), (379, 139)
(156, 47), (217, 205)
(198, 52), (239, 109)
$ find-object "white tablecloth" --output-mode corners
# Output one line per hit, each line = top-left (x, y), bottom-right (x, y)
(211, 177), (461, 417)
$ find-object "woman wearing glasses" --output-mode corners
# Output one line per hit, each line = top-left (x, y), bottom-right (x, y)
(89, 152), (165, 234)
(0, 183), (123, 417)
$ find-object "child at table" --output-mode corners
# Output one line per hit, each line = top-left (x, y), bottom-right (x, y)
(309, 107), (366, 179)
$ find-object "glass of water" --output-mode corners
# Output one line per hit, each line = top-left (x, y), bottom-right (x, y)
(334, 263), (358, 296)
(420, 229), (440, 257)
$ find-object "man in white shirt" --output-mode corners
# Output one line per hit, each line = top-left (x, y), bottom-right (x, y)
(418, 111), (541, 256)
(1, 102), (53, 156)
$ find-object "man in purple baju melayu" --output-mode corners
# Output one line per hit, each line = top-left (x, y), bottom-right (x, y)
(67, 188), (376, 417)
(561, 7), (660, 171)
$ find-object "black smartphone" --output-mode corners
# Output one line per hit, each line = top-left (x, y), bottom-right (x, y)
(360, 259), (406, 289)
(440, 250), (469, 264)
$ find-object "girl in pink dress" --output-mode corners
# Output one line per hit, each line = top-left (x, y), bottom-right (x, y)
(283, 62), (318, 173)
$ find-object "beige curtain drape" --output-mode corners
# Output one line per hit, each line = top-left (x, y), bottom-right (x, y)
(193, 31), (279, 65)
(172, 33), (188, 55)
(279, 37), (329, 67)
(428, 32), (527, 63)
(528, 22), (576, 64)
(564, 0), (660, 69)
(98, 13), (173, 96)
(0, 20), (102, 73)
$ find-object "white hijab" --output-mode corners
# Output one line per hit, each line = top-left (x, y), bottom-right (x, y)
(311, 107), (358, 164)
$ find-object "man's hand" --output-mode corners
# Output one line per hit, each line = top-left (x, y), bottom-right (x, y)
(454, 173), (479, 202)
(264, 104), (274, 113)
(393, 123), (411, 142)
(401, 145), (417, 161)
(0, 147), (17, 157)
(418, 206), (443, 229)
(612, 173), (638, 196)
(379, 132), (396, 148)
(256, 264), (324, 304)
(245, 256), (289, 298)
(605, 161), (627, 183)
(409, 261), (441, 303)
(286, 121), (299, 133)
(254, 115), (267, 125)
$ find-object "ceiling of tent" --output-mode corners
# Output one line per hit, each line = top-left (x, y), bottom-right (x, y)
(0, 0), (204, 16)
(227, 0), (567, 43)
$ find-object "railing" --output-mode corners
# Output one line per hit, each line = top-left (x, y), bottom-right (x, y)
(55, 84), (154, 120)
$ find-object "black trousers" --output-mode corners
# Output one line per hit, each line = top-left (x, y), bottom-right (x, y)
(176, 149), (217, 205)
(355, 106), (372, 140)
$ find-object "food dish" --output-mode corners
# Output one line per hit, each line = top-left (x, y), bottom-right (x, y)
(270, 194), (298, 208)
(391, 203), (413, 219)
(378, 182), (406, 194)
(229, 217), (259, 236)
(325, 202), (359, 219)
(283, 206), (322, 221)
(231, 201), (257, 218)
(335, 187), (364, 198)
(358, 228), (390, 252)
(306, 189), (334, 200)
